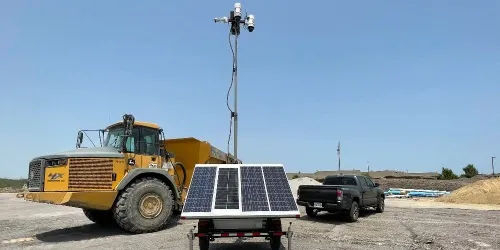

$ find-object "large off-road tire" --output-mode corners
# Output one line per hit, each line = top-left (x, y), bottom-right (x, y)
(113, 176), (174, 233)
(376, 197), (385, 213)
(82, 208), (117, 227)
(306, 207), (318, 217)
(345, 201), (359, 222)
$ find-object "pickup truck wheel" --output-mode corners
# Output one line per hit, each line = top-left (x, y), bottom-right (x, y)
(376, 197), (385, 213)
(305, 207), (318, 217)
(346, 201), (359, 222)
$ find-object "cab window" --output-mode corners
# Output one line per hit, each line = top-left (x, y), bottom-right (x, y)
(105, 126), (139, 153)
(124, 129), (139, 153)
(139, 127), (160, 155)
(365, 177), (375, 187)
(358, 176), (369, 187)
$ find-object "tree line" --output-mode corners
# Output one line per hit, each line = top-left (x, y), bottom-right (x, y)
(437, 164), (479, 180)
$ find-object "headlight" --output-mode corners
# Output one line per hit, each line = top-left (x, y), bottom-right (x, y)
(47, 158), (68, 167)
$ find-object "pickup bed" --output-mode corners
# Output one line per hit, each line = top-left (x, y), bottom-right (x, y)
(296, 175), (385, 222)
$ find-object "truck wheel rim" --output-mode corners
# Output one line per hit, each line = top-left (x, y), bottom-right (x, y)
(139, 193), (163, 219)
(381, 199), (384, 210)
(353, 205), (359, 219)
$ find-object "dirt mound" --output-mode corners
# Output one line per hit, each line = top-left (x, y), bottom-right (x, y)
(289, 177), (321, 198)
(375, 175), (494, 192)
(436, 177), (500, 205)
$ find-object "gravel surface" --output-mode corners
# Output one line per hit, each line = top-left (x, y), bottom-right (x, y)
(1, 194), (500, 250)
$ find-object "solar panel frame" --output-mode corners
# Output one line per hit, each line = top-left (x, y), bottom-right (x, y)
(181, 164), (300, 219)
(214, 167), (240, 209)
(181, 166), (217, 213)
(263, 166), (300, 212)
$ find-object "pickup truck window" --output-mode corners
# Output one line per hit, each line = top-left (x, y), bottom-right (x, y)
(365, 177), (375, 186)
(324, 176), (357, 186)
(358, 176), (369, 186)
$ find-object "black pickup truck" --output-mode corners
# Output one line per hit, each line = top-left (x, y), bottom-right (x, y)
(296, 175), (385, 222)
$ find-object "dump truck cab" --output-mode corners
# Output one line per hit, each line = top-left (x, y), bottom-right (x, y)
(23, 114), (241, 233)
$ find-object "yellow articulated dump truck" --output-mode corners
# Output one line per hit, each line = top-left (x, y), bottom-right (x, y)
(21, 114), (241, 233)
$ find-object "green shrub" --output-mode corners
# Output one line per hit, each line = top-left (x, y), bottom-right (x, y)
(462, 164), (479, 178)
(437, 167), (458, 180)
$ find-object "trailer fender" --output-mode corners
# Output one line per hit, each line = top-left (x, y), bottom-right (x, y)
(116, 168), (181, 201)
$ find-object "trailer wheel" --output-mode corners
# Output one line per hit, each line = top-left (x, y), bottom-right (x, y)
(83, 209), (117, 227)
(199, 237), (210, 250)
(270, 236), (281, 250)
(113, 176), (174, 233)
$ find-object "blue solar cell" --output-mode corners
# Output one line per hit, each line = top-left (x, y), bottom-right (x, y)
(240, 166), (270, 212)
(183, 167), (217, 212)
(263, 166), (298, 211)
(214, 168), (240, 209)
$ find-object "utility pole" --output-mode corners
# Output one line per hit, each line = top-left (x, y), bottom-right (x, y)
(337, 141), (341, 171)
(214, 3), (255, 160)
(367, 161), (370, 173)
(492, 156), (496, 176)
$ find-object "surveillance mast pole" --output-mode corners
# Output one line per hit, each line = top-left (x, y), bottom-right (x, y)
(214, 3), (255, 161)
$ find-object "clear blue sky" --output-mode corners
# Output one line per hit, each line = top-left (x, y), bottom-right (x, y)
(1, 1), (499, 178)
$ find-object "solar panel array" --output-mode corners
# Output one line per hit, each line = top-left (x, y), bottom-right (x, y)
(181, 164), (300, 219)
(214, 168), (239, 209)
(241, 166), (269, 211)
(262, 166), (298, 211)
(182, 166), (217, 213)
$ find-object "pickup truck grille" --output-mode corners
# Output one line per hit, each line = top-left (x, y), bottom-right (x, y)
(28, 159), (44, 191)
(68, 158), (113, 190)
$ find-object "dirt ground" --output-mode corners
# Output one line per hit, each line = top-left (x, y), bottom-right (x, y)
(1, 194), (500, 250)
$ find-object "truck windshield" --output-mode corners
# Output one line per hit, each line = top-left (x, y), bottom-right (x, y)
(104, 126), (139, 152)
(324, 177), (357, 186)
(104, 127), (125, 149)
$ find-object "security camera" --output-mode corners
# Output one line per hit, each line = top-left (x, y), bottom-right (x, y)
(246, 14), (255, 32)
(214, 17), (228, 23)
(234, 3), (242, 22)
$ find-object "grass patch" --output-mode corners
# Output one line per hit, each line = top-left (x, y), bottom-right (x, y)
(0, 178), (27, 189)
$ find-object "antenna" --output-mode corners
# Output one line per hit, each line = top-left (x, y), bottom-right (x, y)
(214, 3), (255, 160)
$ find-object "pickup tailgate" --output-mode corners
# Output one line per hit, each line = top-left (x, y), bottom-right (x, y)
(298, 185), (341, 202)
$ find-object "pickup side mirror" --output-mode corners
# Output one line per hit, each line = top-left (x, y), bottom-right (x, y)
(373, 182), (379, 187)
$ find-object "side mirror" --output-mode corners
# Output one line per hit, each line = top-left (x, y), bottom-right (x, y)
(166, 151), (175, 159)
(374, 182), (379, 187)
(122, 114), (135, 136)
(76, 131), (84, 148)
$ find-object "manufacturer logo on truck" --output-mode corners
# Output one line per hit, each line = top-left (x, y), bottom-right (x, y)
(48, 173), (64, 182)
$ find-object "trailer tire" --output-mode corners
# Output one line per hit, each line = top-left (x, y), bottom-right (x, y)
(270, 236), (281, 250)
(199, 237), (210, 250)
(113, 176), (174, 233)
(83, 209), (117, 227)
